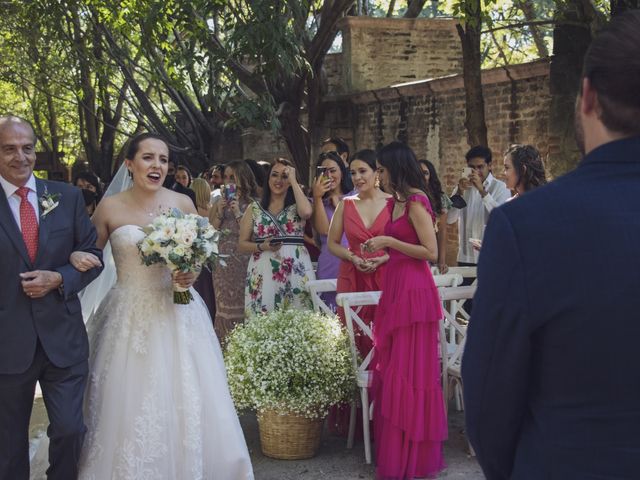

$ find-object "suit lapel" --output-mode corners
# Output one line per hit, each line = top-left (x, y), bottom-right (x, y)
(0, 185), (31, 266)
(35, 179), (50, 266)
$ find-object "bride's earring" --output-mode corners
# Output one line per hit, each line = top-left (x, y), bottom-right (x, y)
(128, 169), (133, 179)
(374, 175), (380, 188)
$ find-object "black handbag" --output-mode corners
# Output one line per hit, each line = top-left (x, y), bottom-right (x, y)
(449, 194), (467, 209)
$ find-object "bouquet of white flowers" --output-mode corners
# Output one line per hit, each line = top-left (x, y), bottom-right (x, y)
(137, 208), (220, 304)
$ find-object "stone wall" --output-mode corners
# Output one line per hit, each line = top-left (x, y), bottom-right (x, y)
(319, 59), (551, 265)
(323, 52), (345, 96)
(239, 127), (291, 164)
(338, 17), (463, 93)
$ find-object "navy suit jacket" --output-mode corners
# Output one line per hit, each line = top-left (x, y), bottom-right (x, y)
(0, 179), (102, 374)
(462, 137), (640, 479)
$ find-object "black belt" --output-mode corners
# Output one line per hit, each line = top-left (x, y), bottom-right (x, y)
(256, 236), (305, 246)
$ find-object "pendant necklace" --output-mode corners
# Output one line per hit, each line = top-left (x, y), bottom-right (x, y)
(140, 204), (161, 218)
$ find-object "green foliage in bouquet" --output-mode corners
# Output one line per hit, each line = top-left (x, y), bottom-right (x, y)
(224, 308), (355, 419)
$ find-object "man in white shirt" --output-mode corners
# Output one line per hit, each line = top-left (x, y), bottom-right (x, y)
(447, 145), (511, 266)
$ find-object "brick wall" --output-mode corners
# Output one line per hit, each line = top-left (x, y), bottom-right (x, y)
(339, 17), (463, 93)
(320, 60), (552, 265)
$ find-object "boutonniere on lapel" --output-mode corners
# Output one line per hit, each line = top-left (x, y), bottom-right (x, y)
(39, 187), (61, 219)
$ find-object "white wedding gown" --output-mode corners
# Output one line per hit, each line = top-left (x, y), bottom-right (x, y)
(77, 225), (254, 479)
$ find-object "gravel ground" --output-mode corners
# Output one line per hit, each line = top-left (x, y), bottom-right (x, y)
(29, 393), (483, 480)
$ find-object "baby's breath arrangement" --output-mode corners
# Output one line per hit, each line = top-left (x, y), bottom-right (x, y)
(224, 308), (355, 419)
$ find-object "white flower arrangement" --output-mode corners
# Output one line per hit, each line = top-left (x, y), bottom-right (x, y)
(39, 190), (61, 219)
(137, 208), (221, 303)
(224, 308), (356, 419)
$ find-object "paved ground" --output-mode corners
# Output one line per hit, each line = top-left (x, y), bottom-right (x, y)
(29, 391), (483, 479)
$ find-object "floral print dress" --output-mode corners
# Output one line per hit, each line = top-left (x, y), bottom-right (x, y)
(244, 202), (315, 316)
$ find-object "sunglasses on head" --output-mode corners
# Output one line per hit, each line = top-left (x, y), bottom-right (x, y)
(319, 151), (340, 161)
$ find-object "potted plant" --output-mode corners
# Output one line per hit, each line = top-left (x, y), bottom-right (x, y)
(224, 308), (355, 459)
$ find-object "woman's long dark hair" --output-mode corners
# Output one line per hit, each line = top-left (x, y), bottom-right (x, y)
(315, 151), (353, 197)
(504, 144), (547, 193)
(261, 158), (296, 209)
(418, 159), (444, 214)
(377, 142), (429, 200)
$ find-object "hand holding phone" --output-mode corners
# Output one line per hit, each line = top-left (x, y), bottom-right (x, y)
(462, 167), (473, 178)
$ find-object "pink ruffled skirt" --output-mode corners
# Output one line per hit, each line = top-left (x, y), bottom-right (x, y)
(371, 257), (447, 479)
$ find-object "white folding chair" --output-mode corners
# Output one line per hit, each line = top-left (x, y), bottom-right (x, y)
(446, 266), (478, 287)
(438, 285), (475, 412)
(305, 278), (338, 315)
(431, 273), (463, 405)
(432, 273), (463, 288)
(336, 290), (381, 465)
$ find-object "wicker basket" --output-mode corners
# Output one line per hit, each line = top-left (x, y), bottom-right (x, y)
(257, 409), (324, 460)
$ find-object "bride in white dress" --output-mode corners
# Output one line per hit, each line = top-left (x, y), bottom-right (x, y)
(70, 133), (253, 479)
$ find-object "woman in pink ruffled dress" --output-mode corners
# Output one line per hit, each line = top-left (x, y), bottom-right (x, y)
(364, 141), (447, 479)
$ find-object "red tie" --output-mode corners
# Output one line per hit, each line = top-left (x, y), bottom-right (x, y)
(16, 187), (39, 263)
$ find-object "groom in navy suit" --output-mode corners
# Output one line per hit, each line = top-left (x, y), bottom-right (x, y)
(462, 11), (640, 480)
(0, 116), (102, 479)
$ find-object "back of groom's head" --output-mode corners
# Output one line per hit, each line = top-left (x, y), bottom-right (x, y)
(582, 10), (640, 137)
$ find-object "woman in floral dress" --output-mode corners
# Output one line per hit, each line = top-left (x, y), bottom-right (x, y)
(238, 158), (315, 315)
(209, 160), (259, 342)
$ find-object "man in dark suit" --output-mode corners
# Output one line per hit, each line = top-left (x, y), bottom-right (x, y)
(462, 11), (640, 480)
(0, 116), (103, 479)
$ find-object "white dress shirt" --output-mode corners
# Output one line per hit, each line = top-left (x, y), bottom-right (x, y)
(0, 174), (40, 230)
(447, 173), (510, 263)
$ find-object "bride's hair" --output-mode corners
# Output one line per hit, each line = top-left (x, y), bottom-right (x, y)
(125, 132), (169, 160)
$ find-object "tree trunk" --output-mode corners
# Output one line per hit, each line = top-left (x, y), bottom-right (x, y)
(610, 0), (640, 16)
(456, 1), (488, 148)
(277, 95), (311, 182)
(515, 0), (549, 58)
(547, 2), (593, 177)
(404, 0), (427, 18)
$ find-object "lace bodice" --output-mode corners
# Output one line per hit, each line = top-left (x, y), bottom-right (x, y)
(109, 225), (172, 292)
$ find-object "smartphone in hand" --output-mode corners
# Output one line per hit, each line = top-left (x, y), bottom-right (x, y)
(316, 166), (329, 179)
(224, 183), (237, 201)
(462, 167), (473, 177)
